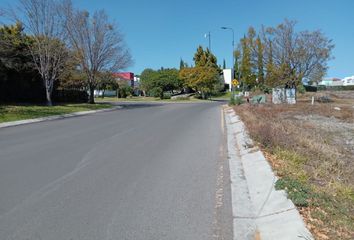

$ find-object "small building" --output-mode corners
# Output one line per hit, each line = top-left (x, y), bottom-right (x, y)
(342, 76), (354, 86)
(113, 72), (135, 87)
(318, 78), (343, 87)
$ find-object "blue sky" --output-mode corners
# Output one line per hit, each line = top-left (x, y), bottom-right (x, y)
(1, 0), (353, 78)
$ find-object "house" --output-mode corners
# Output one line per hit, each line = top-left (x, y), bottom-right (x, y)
(113, 72), (135, 87)
(342, 76), (354, 86)
(318, 78), (343, 87)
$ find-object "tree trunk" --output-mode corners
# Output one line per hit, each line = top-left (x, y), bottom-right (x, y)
(201, 91), (206, 99)
(89, 86), (95, 104)
(46, 88), (52, 106)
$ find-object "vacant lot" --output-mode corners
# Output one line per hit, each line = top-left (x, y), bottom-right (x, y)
(234, 91), (354, 240)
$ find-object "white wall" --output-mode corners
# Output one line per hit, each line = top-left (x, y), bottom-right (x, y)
(343, 76), (354, 86)
(222, 69), (234, 90)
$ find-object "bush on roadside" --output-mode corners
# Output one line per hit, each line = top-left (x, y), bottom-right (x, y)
(118, 85), (133, 98)
(304, 85), (318, 92)
(230, 96), (244, 106)
(297, 84), (306, 94)
(149, 87), (163, 98)
(162, 93), (171, 99)
(52, 90), (88, 103)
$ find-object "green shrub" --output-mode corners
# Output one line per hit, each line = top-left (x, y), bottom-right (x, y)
(162, 93), (171, 99)
(229, 96), (244, 106)
(318, 85), (354, 91)
(149, 87), (163, 98)
(259, 84), (272, 94)
(53, 90), (88, 103)
(297, 84), (306, 94)
(118, 85), (133, 98)
(304, 85), (318, 92)
(275, 177), (311, 207)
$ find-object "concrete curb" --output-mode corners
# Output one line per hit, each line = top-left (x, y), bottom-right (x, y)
(223, 106), (313, 240)
(0, 106), (122, 129)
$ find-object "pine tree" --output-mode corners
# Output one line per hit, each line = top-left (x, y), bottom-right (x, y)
(193, 45), (207, 67)
(223, 59), (226, 69)
(193, 46), (219, 71)
(234, 50), (241, 80)
(240, 36), (255, 89)
(179, 59), (185, 70)
(265, 41), (276, 87)
(256, 36), (264, 84)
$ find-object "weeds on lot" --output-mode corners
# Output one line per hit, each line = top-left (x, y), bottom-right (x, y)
(229, 96), (244, 106)
(234, 94), (354, 239)
(275, 177), (311, 207)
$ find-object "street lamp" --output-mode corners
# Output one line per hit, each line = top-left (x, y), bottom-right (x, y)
(221, 27), (234, 71)
(221, 27), (237, 98)
(204, 31), (211, 51)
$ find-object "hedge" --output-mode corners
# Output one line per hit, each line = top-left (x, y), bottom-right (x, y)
(52, 90), (88, 103)
(304, 85), (354, 92)
(317, 85), (354, 91)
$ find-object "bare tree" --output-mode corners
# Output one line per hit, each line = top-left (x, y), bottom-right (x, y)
(12, 0), (69, 105)
(261, 20), (334, 86)
(61, 1), (132, 103)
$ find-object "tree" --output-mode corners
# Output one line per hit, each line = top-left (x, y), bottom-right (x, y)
(265, 40), (277, 86)
(256, 36), (264, 84)
(179, 45), (221, 98)
(179, 58), (188, 70)
(140, 68), (156, 94)
(0, 23), (43, 103)
(140, 68), (182, 99)
(193, 45), (206, 67)
(14, 0), (69, 105)
(117, 80), (132, 98)
(97, 71), (118, 98)
(234, 50), (241, 79)
(240, 36), (256, 89)
(0, 23), (33, 71)
(261, 19), (334, 87)
(193, 46), (220, 71)
(62, 2), (132, 103)
(222, 59), (226, 69)
(179, 66), (219, 99)
(57, 52), (86, 90)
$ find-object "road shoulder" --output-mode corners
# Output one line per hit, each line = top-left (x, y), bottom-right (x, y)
(223, 106), (313, 240)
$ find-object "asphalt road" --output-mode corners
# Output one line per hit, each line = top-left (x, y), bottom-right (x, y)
(0, 102), (232, 240)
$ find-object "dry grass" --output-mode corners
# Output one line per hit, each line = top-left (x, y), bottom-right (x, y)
(234, 91), (354, 240)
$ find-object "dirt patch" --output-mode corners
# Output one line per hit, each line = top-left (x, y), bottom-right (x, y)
(233, 91), (354, 240)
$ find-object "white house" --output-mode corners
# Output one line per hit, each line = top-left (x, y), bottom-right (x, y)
(342, 76), (354, 86)
(318, 78), (343, 86)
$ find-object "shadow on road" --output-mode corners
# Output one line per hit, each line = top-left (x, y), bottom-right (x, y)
(110, 102), (165, 109)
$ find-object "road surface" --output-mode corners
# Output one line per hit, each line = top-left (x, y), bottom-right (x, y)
(0, 102), (232, 240)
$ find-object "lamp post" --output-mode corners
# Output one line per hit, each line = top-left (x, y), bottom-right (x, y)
(204, 31), (211, 51)
(221, 26), (236, 99)
(221, 27), (234, 71)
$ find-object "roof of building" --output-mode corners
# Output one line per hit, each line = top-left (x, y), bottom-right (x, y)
(113, 72), (134, 80)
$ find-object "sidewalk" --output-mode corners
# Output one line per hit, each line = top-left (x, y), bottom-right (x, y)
(224, 106), (313, 240)
(0, 106), (121, 129)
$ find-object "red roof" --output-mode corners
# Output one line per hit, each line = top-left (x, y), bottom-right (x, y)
(113, 72), (134, 80)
